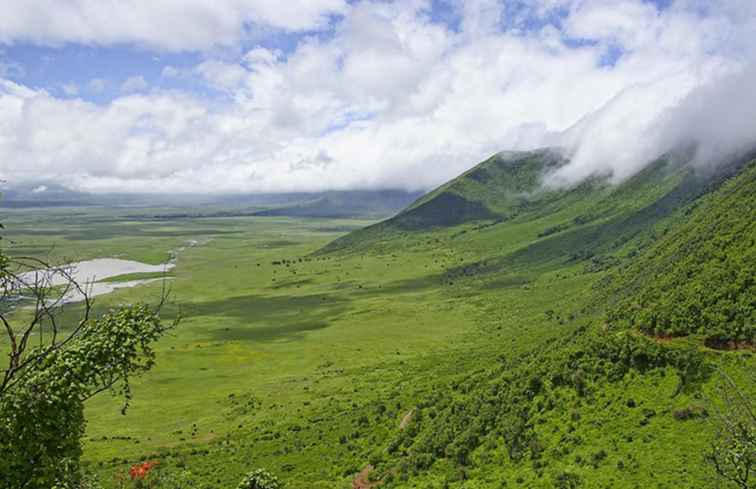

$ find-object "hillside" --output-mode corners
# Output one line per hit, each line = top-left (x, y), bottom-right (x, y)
(313, 151), (756, 488)
(604, 161), (756, 346)
(321, 149), (569, 249)
(320, 147), (730, 260)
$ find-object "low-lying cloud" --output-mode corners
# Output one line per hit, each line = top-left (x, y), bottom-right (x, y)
(0, 0), (754, 194)
(550, 58), (756, 186)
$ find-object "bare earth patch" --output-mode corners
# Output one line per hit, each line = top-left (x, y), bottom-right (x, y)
(352, 465), (379, 489)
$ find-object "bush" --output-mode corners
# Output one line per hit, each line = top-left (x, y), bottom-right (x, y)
(0, 304), (172, 489)
(672, 406), (708, 421)
(237, 469), (283, 489)
(552, 470), (582, 489)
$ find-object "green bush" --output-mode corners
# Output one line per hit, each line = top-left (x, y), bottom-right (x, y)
(0, 305), (171, 489)
(237, 469), (283, 489)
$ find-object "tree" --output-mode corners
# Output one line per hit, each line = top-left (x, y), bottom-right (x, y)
(706, 370), (755, 489)
(0, 252), (176, 489)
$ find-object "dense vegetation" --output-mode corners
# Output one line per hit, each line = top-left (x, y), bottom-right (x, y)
(605, 163), (756, 345)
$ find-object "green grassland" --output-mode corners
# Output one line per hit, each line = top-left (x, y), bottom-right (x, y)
(2, 151), (753, 488)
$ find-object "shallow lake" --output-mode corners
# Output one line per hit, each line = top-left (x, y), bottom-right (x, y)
(19, 258), (174, 303)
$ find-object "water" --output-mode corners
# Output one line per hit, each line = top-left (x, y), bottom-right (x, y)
(18, 258), (174, 304)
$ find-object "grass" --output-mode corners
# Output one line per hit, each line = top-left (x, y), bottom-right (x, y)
(100, 272), (174, 283)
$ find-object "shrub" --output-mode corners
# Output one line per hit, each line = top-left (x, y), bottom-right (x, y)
(672, 406), (708, 421)
(237, 469), (283, 489)
(552, 470), (582, 489)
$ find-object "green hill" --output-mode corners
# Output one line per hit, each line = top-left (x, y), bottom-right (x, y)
(604, 161), (756, 346)
(321, 149), (569, 248)
(395, 149), (566, 227)
(314, 150), (755, 488)
(320, 147), (723, 259)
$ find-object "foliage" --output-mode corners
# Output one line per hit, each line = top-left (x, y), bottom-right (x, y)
(706, 372), (755, 489)
(0, 245), (173, 489)
(236, 469), (283, 489)
(0, 303), (171, 488)
(605, 163), (756, 344)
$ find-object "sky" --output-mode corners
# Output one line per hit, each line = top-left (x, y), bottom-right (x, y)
(0, 0), (754, 194)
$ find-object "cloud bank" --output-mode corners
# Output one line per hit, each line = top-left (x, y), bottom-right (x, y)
(0, 0), (754, 193)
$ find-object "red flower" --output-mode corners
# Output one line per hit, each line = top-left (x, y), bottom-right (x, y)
(129, 461), (159, 480)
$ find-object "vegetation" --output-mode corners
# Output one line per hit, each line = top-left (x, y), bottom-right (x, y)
(605, 163), (756, 345)
(1, 151), (753, 488)
(706, 370), (755, 489)
(0, 251), (175, 488)
(236, 469), (283, 489)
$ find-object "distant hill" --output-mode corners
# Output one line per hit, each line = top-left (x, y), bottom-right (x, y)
(0, 183), (423, 219)
(318, 149), (566, 251)
(252, 189), (424, 219)
(0, 183), (93, 207)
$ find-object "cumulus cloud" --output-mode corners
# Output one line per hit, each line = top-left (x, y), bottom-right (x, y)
(194, 61), (247, 91)
(548, 0), (756, 185)
(0, 0), (754, 193)
(161, 66), (181, 78)
(120, 76), (148, 93)
(0, 0), (348, 51)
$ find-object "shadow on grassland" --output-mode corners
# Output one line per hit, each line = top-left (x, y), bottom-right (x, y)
(182, 293), (352, 343)
(61, 227), (245, 241)
(325, 273), (443, 297)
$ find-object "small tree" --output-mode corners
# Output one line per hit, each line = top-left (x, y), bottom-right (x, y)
(706, 370), (755, 489)
(0, 252), (176, 488)
(237, 469), (283, 489)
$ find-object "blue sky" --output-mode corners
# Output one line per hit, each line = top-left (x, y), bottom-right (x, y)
(0, 0), (753, 193)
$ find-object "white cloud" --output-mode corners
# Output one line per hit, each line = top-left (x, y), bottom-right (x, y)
(244, 47), (282, 67)
(0, 0), (348, 51)
(563, 0), (661, 50)
(120, 75), (148, 93)
(161, 66), (181, 78)
(195, 61), (247, 91)
(0, 0), (754, 193)
(31, 185), (47, 193)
